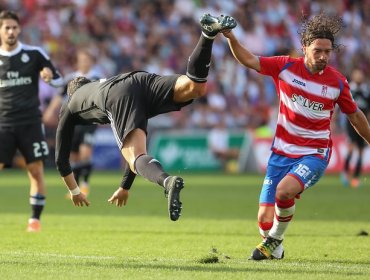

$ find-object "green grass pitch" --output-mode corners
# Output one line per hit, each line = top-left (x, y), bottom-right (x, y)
(0, 169), (369, 279)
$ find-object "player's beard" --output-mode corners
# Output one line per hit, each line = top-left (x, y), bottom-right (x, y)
(6, 36), (18, 47)
(313, 61), (327, 72)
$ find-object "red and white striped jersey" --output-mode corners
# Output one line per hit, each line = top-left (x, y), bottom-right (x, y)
(259, 56), (357, 159)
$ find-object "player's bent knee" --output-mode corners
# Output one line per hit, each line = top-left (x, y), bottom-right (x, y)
(276, 188), (295, 201)
(190, 82), (207, 98)
(174, 75), (207, 101)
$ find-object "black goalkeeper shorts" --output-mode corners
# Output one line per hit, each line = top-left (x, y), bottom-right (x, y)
(104, 73), (186, 149)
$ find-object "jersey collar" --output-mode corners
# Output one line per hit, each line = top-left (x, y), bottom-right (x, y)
(0, 42), (23, 57)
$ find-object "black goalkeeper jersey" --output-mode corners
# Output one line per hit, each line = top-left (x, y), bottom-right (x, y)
(0, 42), (63, 125)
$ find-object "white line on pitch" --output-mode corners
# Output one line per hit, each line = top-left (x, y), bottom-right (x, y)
(1, 251), (116, 260)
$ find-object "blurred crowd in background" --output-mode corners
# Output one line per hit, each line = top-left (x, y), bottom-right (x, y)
(2, 0), (370, 155)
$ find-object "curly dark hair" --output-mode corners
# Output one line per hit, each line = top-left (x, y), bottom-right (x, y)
(67, 76), (91, 97)
(298, 12), (344, 50)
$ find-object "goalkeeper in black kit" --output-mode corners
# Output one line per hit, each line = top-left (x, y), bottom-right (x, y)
(0, 11), (64, 232)
(55, 14), (237, 221)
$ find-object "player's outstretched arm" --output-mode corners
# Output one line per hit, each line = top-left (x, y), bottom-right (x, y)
(347, 110), (370, 145)
(108, 188), (129, 207)
(222, 30), (261, 71)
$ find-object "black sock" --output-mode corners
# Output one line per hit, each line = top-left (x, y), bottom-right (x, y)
(30, 193), (45, 220)
(72, 165), (81, 184)
(344, 152), (352, 172)
(186, 35), (214, 83)
(354, 156), (362, 178)
(134, 154), (169, 187)
(81, 163), (93, 183)
(72, 161), (93, 184)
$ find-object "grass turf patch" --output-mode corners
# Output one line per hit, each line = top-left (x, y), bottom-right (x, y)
(0, 170), (369, 279)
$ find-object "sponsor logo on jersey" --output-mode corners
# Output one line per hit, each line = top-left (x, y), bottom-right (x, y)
(0, 71), (32, 87)
(292, 78), (306, 87)
(291, 93), (324, 111)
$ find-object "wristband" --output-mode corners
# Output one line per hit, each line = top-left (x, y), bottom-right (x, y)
(69, 187), (81, 196)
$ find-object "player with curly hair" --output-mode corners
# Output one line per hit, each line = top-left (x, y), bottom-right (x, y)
(211, 12), (370, 259)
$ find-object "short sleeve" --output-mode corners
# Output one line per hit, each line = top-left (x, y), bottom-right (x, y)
(259, 56), (292, 77)
(336, 78), (358, 114)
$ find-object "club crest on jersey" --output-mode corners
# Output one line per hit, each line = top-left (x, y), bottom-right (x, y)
(321, 85), (328, 97)
(21, 53), (30, 63)
(0, 60), (3, 66)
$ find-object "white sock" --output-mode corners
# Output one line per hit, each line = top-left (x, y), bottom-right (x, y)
(269, 203), (295, 240)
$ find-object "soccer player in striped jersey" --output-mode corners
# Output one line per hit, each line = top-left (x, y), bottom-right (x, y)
(0, 11), (63, 232)
(219, 12), (370, 260)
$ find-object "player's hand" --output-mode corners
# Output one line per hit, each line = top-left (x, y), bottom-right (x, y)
(40, 67), (53, 83)
(108, 188), (129, 207)
(71, 193), (90, 207)
(221, 29), (233, 38)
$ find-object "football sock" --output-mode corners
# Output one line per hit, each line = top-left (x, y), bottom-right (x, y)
(354, 154), (362, 178)
(186, 35), (213, 83)
(344, 152), (352, 172)
(80, 162), (93, 183)
(258, 221), (273, 238)
(72, 161), (93, 184)
(134, 154), (169, 187)
(72, 163), (81, 184)
(268, 198), (295, 240)
(30, 193), (45, 220)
